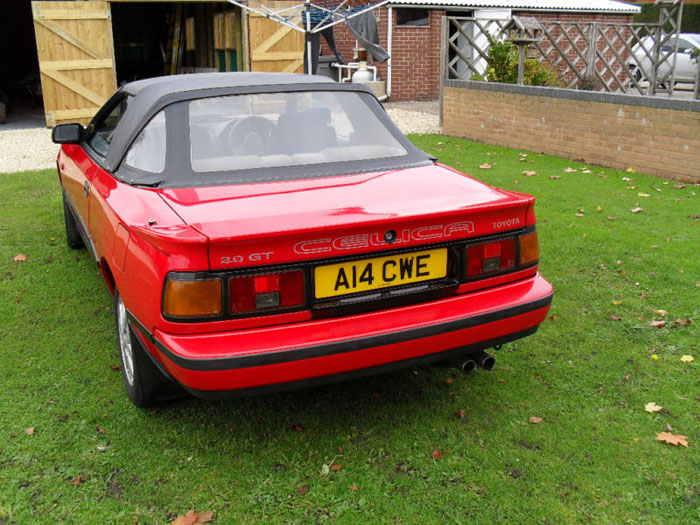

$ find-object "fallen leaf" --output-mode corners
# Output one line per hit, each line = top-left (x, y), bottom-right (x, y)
(612, 300), (622, 305)
(681, 355), (694, 363)
(624, 374), (631, 381)
(638, 192), (650, 198)
(25, 427), (35, 436)
(596, 206), (603, 212)
(321, 464), (330, 475)
(331, 464), (342, 472)
(656, 432), (688, 447)
(432, 449), (443, 460)
(666, 423), (674, 432)
(622, 176), (633, 182)
(455, 409), (466, 419)
(608, 315), (622, 321)
(529, 416), (543, 424)
(675, 183), (686, 189)
(650, 320), (666, 328)
(675, 318), (692, 327)
(13, 254), (27, 262)
(549, 175), (561, 179)
(645, 402), (663, 413)
(630, 207), (643, 213)
(297, 485), (309, 495)
(371, 391), (381, 398)
(564, 167), (577, 173)
(350, 483), (359, 491)
(109, 364), (121, 371)
(171, 510), (214, 525)
(96, 425), (105, 434)
(582, 169), (592, 173)
(291, 424), (304, 433)
(653, 309), (668, 317)
(522, 170), (537, 176)
(479, 163), (491, 169)
(608, 216), (617, 221)
(70, 475), (86, 486)
(626, 167), (636, 173)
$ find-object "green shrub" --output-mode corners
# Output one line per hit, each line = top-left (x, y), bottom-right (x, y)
(485, 41), (562, 87)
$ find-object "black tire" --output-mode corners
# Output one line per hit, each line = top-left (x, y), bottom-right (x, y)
(114, 289), (170, 407)
(62, 194), (85, 249)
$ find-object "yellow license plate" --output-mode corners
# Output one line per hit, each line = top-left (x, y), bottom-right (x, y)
(314, 248), (447, 299)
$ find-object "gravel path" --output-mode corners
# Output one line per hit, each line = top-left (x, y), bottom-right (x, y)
(0, 128), (59, 174)
(0, 100), (440, 174)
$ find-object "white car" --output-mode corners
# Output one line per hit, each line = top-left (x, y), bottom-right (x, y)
(628, 33), (700, 84)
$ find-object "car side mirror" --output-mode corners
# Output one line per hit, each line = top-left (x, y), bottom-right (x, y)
(52, 123), (84, 144)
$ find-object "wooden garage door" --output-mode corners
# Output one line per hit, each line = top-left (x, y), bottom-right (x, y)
(248, 1), (304, 73)
(32, 1), (117, 127)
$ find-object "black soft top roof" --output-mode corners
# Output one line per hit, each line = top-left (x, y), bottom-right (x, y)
(103, 72), (368, 172)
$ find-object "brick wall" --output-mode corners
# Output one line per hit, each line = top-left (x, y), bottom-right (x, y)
(442, 81), (700, 182)
(321, 7), (443, 101)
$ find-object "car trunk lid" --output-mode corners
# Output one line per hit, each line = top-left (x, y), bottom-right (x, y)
(157, 164), (534, 271)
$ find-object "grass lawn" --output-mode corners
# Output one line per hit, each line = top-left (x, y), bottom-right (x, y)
(1, 135), (699, 523)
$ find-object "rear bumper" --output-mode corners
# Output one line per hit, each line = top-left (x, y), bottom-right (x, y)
(133, 273), (553, 398)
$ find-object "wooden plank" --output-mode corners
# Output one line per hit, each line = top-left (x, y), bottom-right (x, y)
(34, 18), (102, 60)
(50, 108), (100, 121)
(251, 51), (301, 61)
(282, 59), (303, 73)
(33, 10), (110, 20)
(254, 24), (293, 55)
(40, 59), (113, 71)
(41, 69), (108, 107)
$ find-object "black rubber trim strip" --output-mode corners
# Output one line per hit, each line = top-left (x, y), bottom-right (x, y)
(152, 293), (553, 372)
(183, 327), (539, 400)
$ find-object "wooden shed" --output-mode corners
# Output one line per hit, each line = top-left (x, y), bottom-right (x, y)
(30, 0), (305, 127)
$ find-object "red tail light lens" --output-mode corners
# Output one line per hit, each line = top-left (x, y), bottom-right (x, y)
(230, 270), (305, 314)
(466, 238), (516, 278)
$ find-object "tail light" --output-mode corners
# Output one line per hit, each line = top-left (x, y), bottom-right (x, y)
(230, 270), (305, 314)
(466, 230), (538, 280)
(466, 238), (516, 278)
(163, 278), (222, 318)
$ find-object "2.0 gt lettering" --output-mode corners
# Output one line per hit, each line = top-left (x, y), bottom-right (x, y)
(295, 221), (474, 255)
(220, 252), (274, 265)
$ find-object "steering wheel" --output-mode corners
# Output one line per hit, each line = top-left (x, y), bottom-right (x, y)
(223, 117), (274, 156)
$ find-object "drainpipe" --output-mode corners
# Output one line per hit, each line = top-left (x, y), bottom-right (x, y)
(387, 6), (392, 98)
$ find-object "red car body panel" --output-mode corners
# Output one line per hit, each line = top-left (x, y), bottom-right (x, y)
(147, 274), (551, 394)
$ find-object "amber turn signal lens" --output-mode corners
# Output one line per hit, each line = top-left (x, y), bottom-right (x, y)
(163, 279), (222, 318)
(519, 231), (539, 266)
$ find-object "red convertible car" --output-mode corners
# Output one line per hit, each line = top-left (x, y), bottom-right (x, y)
(52, 73), (552, 406)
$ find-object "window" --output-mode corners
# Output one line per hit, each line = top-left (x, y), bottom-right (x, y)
(124, 112), (167, 173)
(88, 96), (131, 157)
(396, 8), (429, 27)
(188, 91), (407, 173)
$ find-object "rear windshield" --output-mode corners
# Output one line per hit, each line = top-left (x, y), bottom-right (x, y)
(188, 91), (407, 173)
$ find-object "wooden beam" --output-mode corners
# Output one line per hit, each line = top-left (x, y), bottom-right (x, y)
(282, 59), (303, 73)
(33, 10), (110, 20)
(251, 51), (301, 61)
(40, 69), (107, 107)
(39, 59), (113, 71)
(254, 24), (293, 55)
(50, 108), (100, 121)
(34, 18), (102, 60)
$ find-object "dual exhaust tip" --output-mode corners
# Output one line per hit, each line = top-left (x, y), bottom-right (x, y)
(453, 350), (495, 375)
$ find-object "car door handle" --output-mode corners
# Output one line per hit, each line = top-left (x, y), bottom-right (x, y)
(83, 180), (90, 197)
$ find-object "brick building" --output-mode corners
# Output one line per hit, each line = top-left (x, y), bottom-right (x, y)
(322, 0), (640, 101)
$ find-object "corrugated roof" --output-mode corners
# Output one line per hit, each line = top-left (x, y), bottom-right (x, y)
(388, 0), (640, 13)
